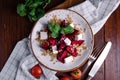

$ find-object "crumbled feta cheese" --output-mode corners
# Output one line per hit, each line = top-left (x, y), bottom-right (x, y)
(70, 23), (74, 28)
(52, 45), (58, 54)
(64, 38), (71, 45)
(40, 32), (48, 40)
(75, 34), (83, 40)
(64, 56), (74, 63)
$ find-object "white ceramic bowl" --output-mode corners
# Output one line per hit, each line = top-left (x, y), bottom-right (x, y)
(30, 9), (94, 72)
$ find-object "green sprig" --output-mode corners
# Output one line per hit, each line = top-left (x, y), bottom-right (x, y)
(17, 0), (51, 22)
(48, 22), (74, 38)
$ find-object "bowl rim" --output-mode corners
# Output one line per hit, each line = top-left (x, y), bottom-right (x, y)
(30, 9), (94, 72)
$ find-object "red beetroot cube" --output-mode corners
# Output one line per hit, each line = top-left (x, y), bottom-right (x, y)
(66, 33), (74, 40)
(57, 51), (68, 63)
(41, 41), (49, 50)
(73, 29), (79, 35)
(66, 29), (79, 40)
(66, 46), (78, 57)
(58, 40), (66, 51)
(61, 34), (66, 40)
(48, 38), (57, 46)
(60, 20), (66, 27)
(71, 40), (84, 45)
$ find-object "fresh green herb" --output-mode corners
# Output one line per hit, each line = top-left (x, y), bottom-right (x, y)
(17, 0), (51, 22)
(48, 22), (61, 38)
(48, 22), (74, 38)
(60, 25), (74, 34)
(17, 4), (27, 16)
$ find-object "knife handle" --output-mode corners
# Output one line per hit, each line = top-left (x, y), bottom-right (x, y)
(86, 76), (92, 80)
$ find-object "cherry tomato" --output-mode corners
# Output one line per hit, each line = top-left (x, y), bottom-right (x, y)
(60, 76), (70, 80)
(70, 69), (82, 79)
(31, 64), (43, 78)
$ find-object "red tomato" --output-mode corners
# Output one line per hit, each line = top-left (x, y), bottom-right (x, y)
(70, 69), (82, 79)
(60, 76), (70, 80)
(31, 64), (43, 78)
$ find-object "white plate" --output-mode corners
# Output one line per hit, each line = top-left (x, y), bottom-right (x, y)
(30, 9), (94, 72)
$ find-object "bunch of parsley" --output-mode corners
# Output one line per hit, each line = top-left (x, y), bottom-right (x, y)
(17, 0), (51, 22)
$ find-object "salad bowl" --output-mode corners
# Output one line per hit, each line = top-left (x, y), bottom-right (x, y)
(30, 9), (94, 72)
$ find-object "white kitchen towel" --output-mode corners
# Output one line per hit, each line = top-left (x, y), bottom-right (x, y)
(69, 0), (120, 34)
(0, 38), (58, 80)
(0, 0), (120, 80)
(15, 39), (58, 80)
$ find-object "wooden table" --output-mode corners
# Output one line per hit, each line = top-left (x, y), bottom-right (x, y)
(0, 0), (120, 80)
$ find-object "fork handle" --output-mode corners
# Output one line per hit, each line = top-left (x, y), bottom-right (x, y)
(86, 76), (92, 80)
(79, 61), (92, 80)
(83, 61), (92, 74)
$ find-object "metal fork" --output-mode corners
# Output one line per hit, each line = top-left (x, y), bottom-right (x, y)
(87, 46), (104, 68)
(80, 44), (105, 80)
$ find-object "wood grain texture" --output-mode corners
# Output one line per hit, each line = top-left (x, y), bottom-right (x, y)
(51, 0), (84, 9)
(104, 6), (120, 80)
(0, 0), (120, 80)
(92, 27), (105, 80)
(0, 0), (34, 70)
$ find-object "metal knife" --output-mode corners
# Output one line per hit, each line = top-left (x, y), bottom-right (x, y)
(86, 41), (112, 80)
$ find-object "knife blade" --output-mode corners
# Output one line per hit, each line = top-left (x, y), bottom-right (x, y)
(86, 41), (112, 80)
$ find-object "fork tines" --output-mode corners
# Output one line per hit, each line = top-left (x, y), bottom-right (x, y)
(92, 43), (106, 58)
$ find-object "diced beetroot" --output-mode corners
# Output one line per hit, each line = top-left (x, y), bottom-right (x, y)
(57, 51), (68, 63)
(48, 38), (57, 46)
(73, 29), (79, 35)
(66, 46), (78, 57)
(71, 40), (84, 45)
(73, 52), (78, 57)
(41, 41), (49, 50)
(58, 40), (66, 51)
(66, 29), (79, 40)
(60, 20), (66, 27)
(66, 33), (75, 40)
(61, 34), (66, 40)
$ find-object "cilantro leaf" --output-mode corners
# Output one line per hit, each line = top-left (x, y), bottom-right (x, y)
(60, 25), (74, 34)
(17, 4), (27, 16)
(29, 8), (36, 16)
(48, 22), (55, 31)
(29, 1), (42, 9)
(48, 22), (74, 38)
(17, 0), (51, 22)
(48, 22), (61, 38)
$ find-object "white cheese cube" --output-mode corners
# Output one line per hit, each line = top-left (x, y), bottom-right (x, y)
(52, 45), (58, 54)
(64, 38), (71, 45)
(75, 34), (83, 40)
(40, 32), (48, 40)
(70, 23), (74, 28)
(64, 56), (74, 63)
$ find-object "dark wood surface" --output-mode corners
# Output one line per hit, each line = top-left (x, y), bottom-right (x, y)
(0, 0), (120, 80)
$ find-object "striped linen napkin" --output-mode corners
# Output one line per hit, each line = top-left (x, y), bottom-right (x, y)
(0, 0), (119, 80)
